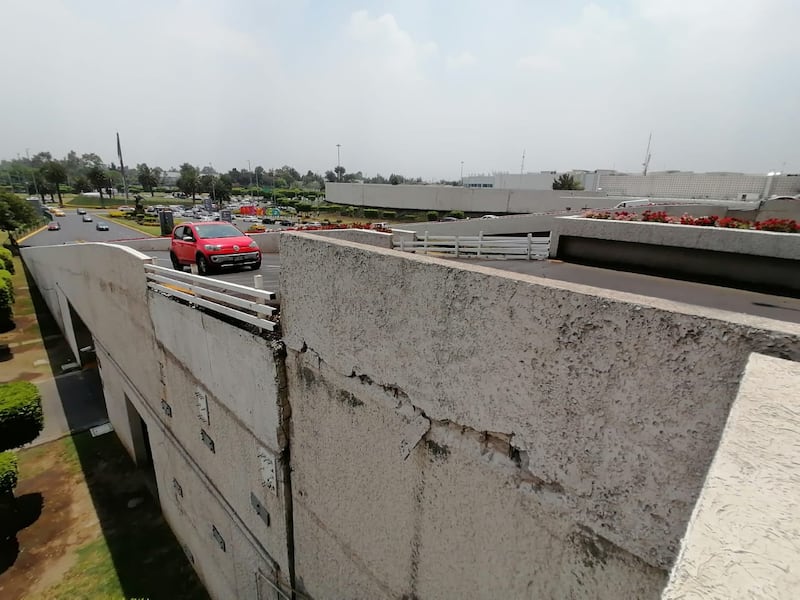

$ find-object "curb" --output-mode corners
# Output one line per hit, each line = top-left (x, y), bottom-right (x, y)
(18, 225), (48, 242)
(104, 217), (158, 238)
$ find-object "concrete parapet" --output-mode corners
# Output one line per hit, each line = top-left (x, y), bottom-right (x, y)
(663, 353), (800, 599)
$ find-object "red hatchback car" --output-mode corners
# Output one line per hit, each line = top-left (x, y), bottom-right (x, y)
(169, 222), (261, 275)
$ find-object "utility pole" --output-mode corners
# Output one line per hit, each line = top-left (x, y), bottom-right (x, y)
(336, 144), (341, 181)
(116, 132), (129, 199)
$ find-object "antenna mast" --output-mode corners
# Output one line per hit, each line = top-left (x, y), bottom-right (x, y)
(642, 132), (652, 176)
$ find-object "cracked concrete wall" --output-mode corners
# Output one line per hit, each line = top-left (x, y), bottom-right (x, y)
(280, 232), (800, 597)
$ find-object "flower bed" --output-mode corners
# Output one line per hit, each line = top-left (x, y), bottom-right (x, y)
(582, 210), (800, 233)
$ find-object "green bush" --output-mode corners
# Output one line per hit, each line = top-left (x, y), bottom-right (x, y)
(0, 382), (44, 451)
(426, 211), (439, 221)
(364, 208), (380, 218)
(0, 450), (18, 496)
(382, 210), (397, 219)
(0, 248), (14, 274)
(0, 279), (12, 328)
(447, 210), (465, 219)
(0, 270), (13, 304)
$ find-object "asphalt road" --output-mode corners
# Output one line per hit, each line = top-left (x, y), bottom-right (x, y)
(22, 210), (282, 293)
(22, 209), (144, 246)
(20, 212), (800, 323)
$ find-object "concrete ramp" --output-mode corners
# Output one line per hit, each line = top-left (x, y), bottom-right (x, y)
(663, 353), (800, 598)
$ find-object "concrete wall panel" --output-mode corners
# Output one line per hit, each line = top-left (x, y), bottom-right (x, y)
(280, 233), (800, 571)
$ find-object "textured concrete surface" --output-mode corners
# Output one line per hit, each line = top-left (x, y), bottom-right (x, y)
(280, 233), (800, 573)
(551, 216), (800, 260)
(663, 353), (800, 599)
(288, 350), (666, 599)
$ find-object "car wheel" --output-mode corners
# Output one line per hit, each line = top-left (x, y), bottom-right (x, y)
(170, 251), (182, 271)
(196, 253), (211, 275)
(250, 260), (261, 271)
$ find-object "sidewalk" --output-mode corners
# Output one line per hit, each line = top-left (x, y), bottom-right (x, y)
(0, 259), (109, 445)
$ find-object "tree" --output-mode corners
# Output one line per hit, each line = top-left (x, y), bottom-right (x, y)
(87, 165), (108, 201)
(41, 161), (67, 206)
(552, 174), (583, 190)
(0, 191), (40, 251)
(137, 163), (159, 196)
(72, 175), (91, 194)
(177, 164), (200, 204)
(389, 173), (405, 185)
(334, 165), (345, 181)
(324, 170), (337, 183)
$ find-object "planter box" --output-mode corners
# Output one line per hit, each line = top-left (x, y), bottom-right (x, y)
(551, 216), (800, 296)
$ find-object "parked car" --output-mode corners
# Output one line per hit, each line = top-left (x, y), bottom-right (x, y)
(47, 222), (61, 231)
(480, 214), (499, 219)
(77, 208), (87, 215)
(169, 222), (261, 275)
(439, 216), (459, 222)
(52, 208), (65, 217)
(95, 222), (109, 231)
(82, 214), (93, 222)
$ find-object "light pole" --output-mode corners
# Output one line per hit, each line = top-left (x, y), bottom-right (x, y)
(336, 144), (341, 181)
(460, 161), (464, 185)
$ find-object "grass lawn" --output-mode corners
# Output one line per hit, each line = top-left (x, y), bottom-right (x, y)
(101, 216), (161, 237)
(2, 432), (209, 600)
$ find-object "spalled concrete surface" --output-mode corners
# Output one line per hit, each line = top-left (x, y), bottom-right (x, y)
(288, 350), (666, 599)
(663, 353), (800, 599)
(280, 233), (800, 574)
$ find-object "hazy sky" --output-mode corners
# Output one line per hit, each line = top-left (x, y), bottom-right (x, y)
(1, 0), (798, 179)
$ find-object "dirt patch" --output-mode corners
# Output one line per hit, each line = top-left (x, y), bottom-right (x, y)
(0, 438), (98, 599)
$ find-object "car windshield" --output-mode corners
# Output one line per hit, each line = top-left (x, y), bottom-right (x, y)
(194, 224), (242, 239)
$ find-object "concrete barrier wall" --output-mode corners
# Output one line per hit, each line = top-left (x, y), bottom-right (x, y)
(551, 216), (800, 260)
(326, 182), (611, 213)
(115, 237), (171, 252)
(663, 353), (800, 599)
(550, 217), (800, 294)
(279, 233), (800, 598)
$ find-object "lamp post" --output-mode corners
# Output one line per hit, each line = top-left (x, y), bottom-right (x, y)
(336, 144), (341, 181)
(460, 161), (464, 185)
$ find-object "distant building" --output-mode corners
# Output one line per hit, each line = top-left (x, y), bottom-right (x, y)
(463, 170), (800, 200)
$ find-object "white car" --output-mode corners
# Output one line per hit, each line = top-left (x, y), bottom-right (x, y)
(480, 214), (499, 219)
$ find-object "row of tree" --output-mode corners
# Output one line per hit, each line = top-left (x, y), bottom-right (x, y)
(0, 149), (445, 205)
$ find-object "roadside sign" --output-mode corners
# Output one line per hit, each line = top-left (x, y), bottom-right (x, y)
(220, 209), (232, 222)
(270, 208), (280, 217)
(204, 197), (213, 211)
(159, 210), (174, 236)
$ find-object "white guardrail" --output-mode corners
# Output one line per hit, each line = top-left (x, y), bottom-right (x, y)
(144, 263), (278, 331)
(393, 232), (550, 260)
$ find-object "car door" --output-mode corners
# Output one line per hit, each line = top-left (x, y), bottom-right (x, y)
(172, 226), (190, 261)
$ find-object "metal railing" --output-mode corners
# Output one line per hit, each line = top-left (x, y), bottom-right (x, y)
(144, 263), (278, 331)
(393, 232), (550, 260)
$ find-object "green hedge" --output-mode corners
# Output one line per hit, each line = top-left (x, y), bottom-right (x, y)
(426, 211), (439, 221)
(0, 270), (13, 304)
(0, 248), (14, 274)
(364, 208), (380, 218)
(0, 382), (44, 451)
(0, 450), (18, 496)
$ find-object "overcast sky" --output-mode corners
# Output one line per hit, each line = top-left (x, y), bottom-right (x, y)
(1, 0), (798, 179)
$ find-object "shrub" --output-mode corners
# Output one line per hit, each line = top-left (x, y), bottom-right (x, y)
(364, 208), (380, 219)
(0, 248), (14, 274)
(0, 450), (18, 497)
(426, 211), (439, 221)
(755, 218), (799, 233)
(717, 217), (751, 229)
(382, 210), (397, 219)
(641, 210), (672, 223)
(0, 279), (12, 329)
(0, 381), (44, 451)
(0, 270), (13, 305)
(447, 210), (465, 220)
